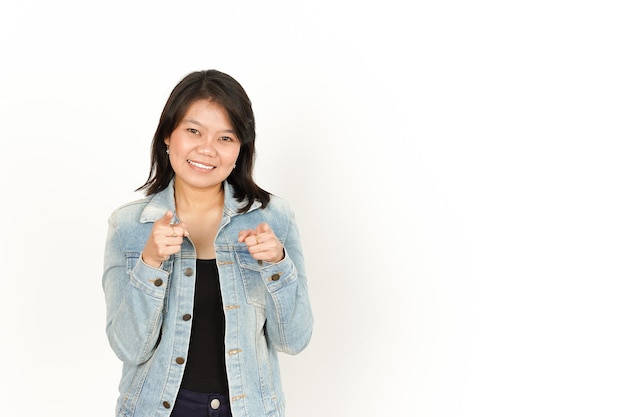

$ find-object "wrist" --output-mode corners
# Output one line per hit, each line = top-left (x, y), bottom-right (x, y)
(141, 253), (162, 269)
(270, 249), (285, 264)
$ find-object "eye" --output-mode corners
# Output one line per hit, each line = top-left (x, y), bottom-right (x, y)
(187, 128), (200, 135)
(219, 136), (235, 142)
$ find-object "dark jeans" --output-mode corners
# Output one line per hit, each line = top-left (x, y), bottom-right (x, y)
(171, 389), (232, 417)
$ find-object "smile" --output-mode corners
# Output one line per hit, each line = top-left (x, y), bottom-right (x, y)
(187, 160), (215, 169)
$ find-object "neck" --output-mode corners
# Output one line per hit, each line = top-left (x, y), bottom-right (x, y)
(173, 180), (224, 213)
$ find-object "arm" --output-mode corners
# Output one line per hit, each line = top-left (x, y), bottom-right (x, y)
(260, 213), (314, 355)
(102, 212), (169, 365)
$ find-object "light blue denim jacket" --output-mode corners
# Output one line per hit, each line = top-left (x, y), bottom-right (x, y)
(102, 180), (313, 417)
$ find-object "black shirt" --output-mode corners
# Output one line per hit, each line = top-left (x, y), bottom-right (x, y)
(180, 259), (229, 394)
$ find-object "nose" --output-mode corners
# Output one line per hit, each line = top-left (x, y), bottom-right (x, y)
(197, 138), (217, 156)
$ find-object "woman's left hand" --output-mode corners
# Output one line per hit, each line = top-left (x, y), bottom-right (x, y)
(238, 222), (285, 263)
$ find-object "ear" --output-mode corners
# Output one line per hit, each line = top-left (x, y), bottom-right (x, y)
(164, 137), (170, 146)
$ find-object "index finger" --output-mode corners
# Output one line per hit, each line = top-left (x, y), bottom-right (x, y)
(156, 210), (174, 225)
(255, 222), (272, 235)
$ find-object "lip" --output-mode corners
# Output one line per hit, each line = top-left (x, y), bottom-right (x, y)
(187, 159), (216, 170)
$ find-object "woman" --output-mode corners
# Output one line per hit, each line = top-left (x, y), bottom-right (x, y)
(102, 70), (314, 417)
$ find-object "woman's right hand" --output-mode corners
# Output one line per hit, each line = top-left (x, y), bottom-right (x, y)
(141, 210), (189, 268)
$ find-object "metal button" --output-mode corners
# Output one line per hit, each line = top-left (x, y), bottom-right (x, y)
(163, 401), (171, 409)
(154, 278), (163, 287)
(257, 260), (263, 266)
(271, 274), (280, 281)
(184, 267), (194, 276)
(210, 398), (220, 409)
(182, 314), (192, 321)
(175, 357), (185, 365)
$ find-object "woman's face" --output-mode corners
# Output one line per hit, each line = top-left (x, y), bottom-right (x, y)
(165, 99), (241, 192)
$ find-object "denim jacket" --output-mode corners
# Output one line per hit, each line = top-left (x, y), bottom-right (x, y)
(102, 180), (313, 417)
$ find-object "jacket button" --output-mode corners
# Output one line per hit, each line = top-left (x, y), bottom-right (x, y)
(257, 260), (263, 266)
(182, 314), (192, 321)
(176, 357), (185, 365)
(163, 401), (171, 409)
(184, 267), (194, 276)
(271, 274), (280, 281)
(154, 278), (163, 287)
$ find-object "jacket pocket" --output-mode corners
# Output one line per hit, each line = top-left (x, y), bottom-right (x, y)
(234, 245), (267, 307)
(125, 251), (141, 273)
(118, 355), (155, 417)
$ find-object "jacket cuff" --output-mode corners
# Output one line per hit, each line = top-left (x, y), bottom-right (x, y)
(260, 250), (298, 292)
(129, 254), (171, 298)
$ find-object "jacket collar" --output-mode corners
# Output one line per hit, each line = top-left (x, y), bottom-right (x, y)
(139, 180), (261, 223)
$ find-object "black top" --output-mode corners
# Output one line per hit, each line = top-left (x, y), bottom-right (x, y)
(180, 259), (229, 394)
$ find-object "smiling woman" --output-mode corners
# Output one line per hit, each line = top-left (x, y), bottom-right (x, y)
(102, 70), (314, 417)
(164, 100), (240, 195)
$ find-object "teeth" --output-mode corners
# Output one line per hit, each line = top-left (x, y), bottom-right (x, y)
(188, 160), (214, 169)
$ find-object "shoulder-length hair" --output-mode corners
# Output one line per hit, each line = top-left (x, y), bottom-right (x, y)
(136, 69), (270, 212)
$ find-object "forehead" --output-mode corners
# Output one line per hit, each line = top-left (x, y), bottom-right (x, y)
(180, 99), (233, 127)
(183, 99), (227, 116)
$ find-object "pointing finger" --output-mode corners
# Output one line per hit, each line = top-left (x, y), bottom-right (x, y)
(157, 210), (174, 225)
(256, 222), (271, 235)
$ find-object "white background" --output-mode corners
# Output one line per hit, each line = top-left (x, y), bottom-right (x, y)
(1, 1), (625, 416)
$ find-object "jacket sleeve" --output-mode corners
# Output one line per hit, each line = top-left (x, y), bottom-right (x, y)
(261, 209), (314, 355)
(102, 212), (168, 365)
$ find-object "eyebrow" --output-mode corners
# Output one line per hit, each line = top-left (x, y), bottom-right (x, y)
(182, 118), (236, 134)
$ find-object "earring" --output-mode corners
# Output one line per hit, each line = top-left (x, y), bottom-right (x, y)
(233, 164), (236, 169)
(166, 146), (169, 155)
